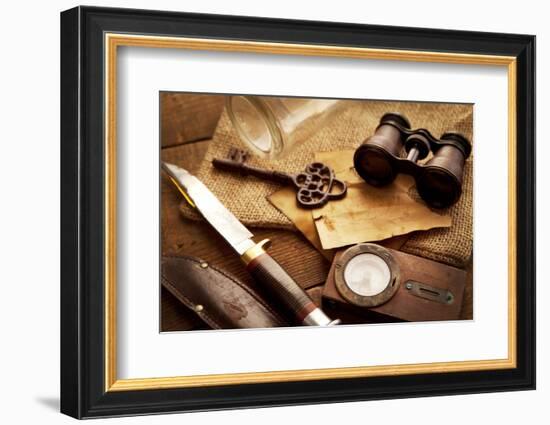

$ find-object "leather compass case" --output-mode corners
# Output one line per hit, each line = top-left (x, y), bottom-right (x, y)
(162, 256), (288, 329)
(323, 246), (467, 322)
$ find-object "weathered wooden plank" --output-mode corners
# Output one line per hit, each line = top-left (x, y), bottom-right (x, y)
(160, 92), (225, 147)
(460, 257), (473, 320)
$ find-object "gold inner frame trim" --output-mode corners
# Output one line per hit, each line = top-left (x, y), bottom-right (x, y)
(104, 33), (518, 392)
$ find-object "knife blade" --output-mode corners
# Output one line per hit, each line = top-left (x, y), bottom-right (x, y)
(162, 162), (255, 255)
(162, 162), (339, 327)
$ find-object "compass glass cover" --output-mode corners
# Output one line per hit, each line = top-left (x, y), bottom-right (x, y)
(343, 253), (392, 296)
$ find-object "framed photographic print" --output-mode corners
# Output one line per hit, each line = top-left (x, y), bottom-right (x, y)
(60, 6), (535, 419)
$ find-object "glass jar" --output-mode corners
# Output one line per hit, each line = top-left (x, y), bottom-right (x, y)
(226, 95), (346, 159)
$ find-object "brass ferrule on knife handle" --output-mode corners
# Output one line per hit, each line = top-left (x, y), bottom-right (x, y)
(241, 239), (340, 326)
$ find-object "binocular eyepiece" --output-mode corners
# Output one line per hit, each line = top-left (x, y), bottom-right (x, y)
(353, 113), (472, 208)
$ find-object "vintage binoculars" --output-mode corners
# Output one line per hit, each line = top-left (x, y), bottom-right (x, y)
(353, 113), (472, 208)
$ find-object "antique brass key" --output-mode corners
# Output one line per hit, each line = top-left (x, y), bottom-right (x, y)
(212, 148), (347, 208)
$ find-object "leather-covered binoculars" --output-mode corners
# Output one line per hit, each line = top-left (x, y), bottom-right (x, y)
(353, 113), (472, 208)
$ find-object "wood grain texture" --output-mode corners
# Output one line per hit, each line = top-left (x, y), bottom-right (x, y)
(460, 257), (473, 320)
(160, 92), (225, 147)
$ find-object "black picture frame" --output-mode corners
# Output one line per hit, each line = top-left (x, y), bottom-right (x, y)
(60, 5), (535, 419)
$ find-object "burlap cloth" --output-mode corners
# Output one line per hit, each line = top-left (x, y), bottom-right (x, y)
(180, 100), (473, 268)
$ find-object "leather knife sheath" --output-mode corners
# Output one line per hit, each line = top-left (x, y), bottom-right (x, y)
(161, 256), (288, 329)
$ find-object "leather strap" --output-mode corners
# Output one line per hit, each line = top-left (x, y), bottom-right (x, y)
(161, 256), (288, 329)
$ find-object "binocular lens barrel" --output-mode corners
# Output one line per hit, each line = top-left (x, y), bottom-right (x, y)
(416, 145), (466, 208)
(354, 146), (396, 187)
(353, 114), (471, 208)
(354, 117), (408, 186)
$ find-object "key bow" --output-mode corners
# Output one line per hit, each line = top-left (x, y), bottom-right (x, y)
(292, 162), (347, 208)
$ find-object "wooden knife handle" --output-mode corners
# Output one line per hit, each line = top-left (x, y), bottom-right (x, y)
(242, 240), (338, 326)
